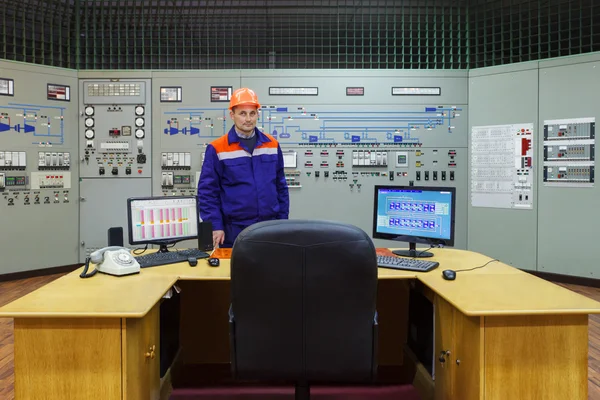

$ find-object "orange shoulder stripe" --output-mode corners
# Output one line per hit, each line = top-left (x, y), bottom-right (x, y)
(211, 135), (244, 153)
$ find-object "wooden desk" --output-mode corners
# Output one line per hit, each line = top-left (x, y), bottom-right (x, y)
(1, 249), (598, 400)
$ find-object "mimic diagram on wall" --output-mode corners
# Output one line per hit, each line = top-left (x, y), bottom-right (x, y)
(161, 105), (462, 147)
(543, 117), (595, 187)
(471, 123), (534, 209)
(0, 103), (67, 146)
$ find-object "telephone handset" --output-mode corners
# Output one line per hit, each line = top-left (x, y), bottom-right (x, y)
(80, 246), (141, 278)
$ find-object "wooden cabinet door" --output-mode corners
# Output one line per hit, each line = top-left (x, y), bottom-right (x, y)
(123, 304), (160, 400)
(14, 318), (122, 400)
(434, 296), (454, 400)
(452, 311), (482, 400)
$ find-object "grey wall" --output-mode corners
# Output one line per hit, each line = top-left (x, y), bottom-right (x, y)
(468, 63), (539, 270)
(537, 55), (600, 278)
(468, 52), (600, 276)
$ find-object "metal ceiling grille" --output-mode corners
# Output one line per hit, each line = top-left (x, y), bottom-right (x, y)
(76, 0), (469, 69)
(0, 0), (598, 70)
(469, 0), (600, 68)
(1, 0), (76, 68)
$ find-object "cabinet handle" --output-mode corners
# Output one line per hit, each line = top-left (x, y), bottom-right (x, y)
(145, 345), (156, 359)
(456, 359), (461, 365)
(439, 350), (450, 365)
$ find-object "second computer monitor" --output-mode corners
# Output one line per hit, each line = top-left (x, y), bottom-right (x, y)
(127, 196), (199, 252)
(372, 185), (456, 258)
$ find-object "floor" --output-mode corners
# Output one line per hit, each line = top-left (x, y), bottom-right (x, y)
(0, 273), (599, 399)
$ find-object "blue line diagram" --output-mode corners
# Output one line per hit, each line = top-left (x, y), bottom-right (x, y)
(261, 106), (462, 145)
(163, 105), (462, 145)
(163, 108), (229, 139)
(0, 103), (67, 145)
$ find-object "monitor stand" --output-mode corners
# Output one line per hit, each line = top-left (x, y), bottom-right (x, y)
(392, 242), (434, 258)
(157, 244), (171, 253)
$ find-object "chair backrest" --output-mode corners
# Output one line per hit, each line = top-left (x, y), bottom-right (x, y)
(230, 219), (378, 383)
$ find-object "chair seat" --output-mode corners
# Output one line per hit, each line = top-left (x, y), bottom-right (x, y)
(170, 384), (421, 400)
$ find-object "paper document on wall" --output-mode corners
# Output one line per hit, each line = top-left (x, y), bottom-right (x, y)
(471, 123), (534, 209)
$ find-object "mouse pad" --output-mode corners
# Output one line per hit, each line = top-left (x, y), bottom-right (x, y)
(376, 248), (396, 257)
(212, 248), (232, 259)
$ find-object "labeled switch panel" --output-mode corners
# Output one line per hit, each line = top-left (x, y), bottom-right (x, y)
(30, 172), (72, 189)
(161, 171), (174, 188)
(352, 150), (388, 167)
(543, 166), (594, 184)
(0, 151), (27, 170)
(544, 145), (594, 162)
(38, 152), (71, 170)
(161, 152), (192, 170)
(543, 119), (595, 187)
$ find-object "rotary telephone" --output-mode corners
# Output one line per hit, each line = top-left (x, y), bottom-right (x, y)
(80, 246), (140, 278)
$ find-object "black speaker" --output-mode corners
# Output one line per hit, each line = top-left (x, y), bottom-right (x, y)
(108, 227), (124, 247)
(198, 221), (213, 251)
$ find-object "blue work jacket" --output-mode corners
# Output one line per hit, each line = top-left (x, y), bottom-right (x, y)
(197, 126), (289, 231)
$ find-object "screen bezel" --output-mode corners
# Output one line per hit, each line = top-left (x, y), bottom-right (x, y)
(127, 195), (199, 246)
(372, 185), (456, 246)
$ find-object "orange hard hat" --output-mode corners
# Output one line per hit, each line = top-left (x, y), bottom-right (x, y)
(229, 88), (261, 110)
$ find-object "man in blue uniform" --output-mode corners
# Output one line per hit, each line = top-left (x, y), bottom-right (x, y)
(197, 88), (290, 248)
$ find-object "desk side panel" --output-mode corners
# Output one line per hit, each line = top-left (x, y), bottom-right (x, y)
(484, 314), (588, 400)
(124, 304), (160, 400)
(14, 318), (122, 400)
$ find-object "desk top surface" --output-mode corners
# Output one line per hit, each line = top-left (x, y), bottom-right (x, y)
(1, 248), (599, 318)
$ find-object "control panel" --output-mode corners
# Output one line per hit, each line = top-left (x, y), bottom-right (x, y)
(293, 145), (461, 191)
(0, 148), (72, 207)
(160, 151), (195, 195)
(543, 118), (595, 186)
(79, 81), (152, 178)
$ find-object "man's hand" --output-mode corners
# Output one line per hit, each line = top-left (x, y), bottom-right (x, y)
(213, 230), (225, 248)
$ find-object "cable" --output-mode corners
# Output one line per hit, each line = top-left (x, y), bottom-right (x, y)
(415, 243), (443, 258)
(79, 257), (98, 278)
(454, 259), (499, 273)
(415, 246), (433, 258)
(132, 245), (148, 255)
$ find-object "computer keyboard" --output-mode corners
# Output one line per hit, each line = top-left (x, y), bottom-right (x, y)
(135, 249), (210, 269)
(377, 255), (439, 272)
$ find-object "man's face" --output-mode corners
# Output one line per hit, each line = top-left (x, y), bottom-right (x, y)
(230, 105), (258, 136)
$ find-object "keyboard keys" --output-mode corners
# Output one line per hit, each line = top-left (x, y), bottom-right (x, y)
(377, 255), (439, 272)
(135, 249), (209, 269)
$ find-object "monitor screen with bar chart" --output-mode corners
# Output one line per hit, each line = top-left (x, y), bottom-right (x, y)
(127, 196), (198, 252)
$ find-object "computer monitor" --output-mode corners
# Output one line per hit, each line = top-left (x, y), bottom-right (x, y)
(372, 185), (456, 258)
(127, 196), (199, 252)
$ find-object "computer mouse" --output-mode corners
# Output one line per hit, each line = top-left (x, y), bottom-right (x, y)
(188, 257), (198, 267)
(208, 257), (220, 267)
(442, 269), (456, 281)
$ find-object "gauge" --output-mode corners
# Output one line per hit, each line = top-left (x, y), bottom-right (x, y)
(135, 106), (145, 116)
(135, 129), (145, 139)
(84, 129), (95, 139)
(84, 106), (94, 116)
(135, 117), (144, 127)
(85, 118), (94, 127)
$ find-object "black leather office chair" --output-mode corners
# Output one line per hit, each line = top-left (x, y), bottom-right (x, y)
(229, 219), (378, 400)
